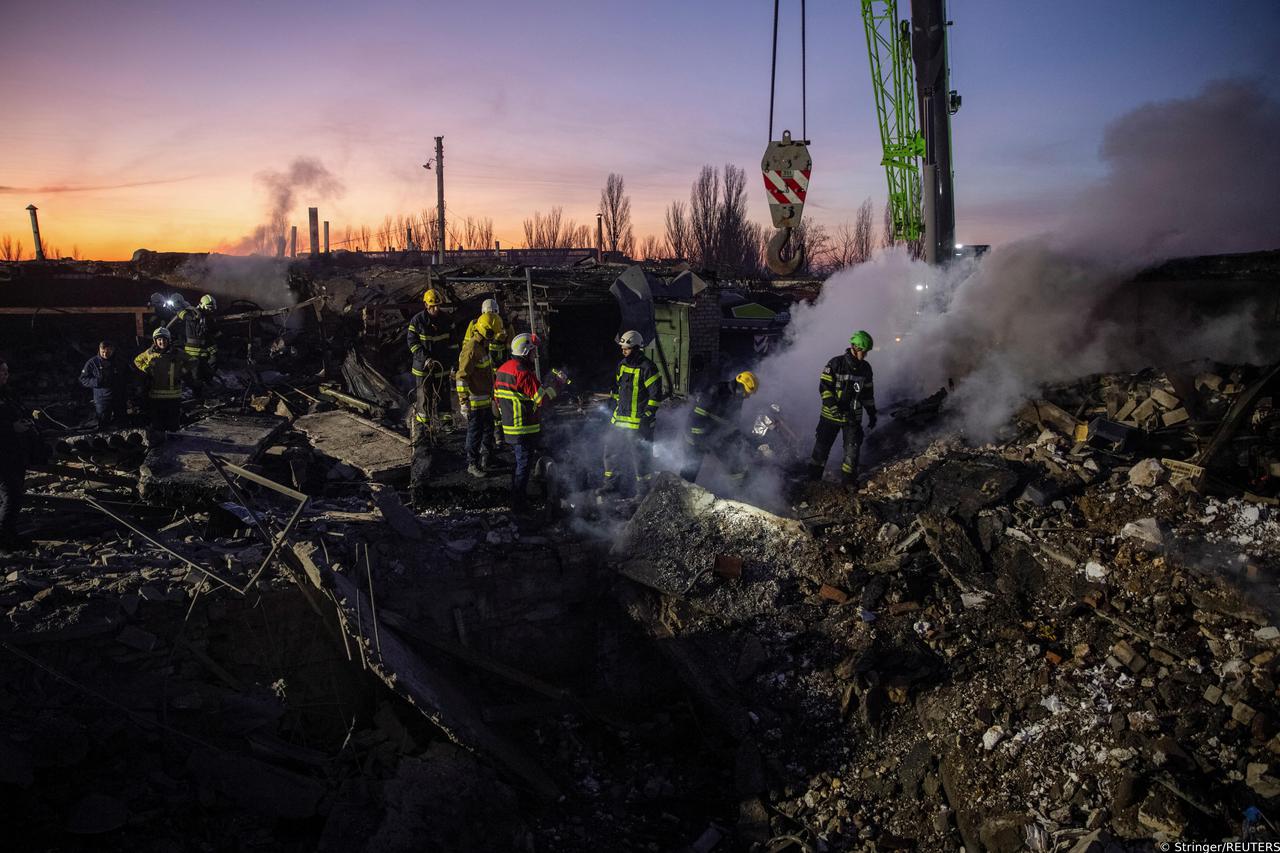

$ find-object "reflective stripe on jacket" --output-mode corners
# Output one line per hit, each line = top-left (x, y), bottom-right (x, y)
(494, 357), (557, 436)
(610, 353), (663, 430)
(177, 308), (217, 357)
(819, 350), (876, 424)
(134, 347), (186, 400)
(456, 333), (495, 410)
(689, 381), (742, 438)
(407, 309), (452, 377)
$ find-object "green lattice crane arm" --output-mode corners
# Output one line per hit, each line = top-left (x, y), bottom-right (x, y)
(861, 0), (925, 242)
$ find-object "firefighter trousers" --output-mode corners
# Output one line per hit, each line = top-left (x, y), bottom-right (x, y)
(809, 416), (864, 484)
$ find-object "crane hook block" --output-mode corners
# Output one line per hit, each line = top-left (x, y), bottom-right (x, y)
(761, 130), (812, 231)
(762, 130), (811, 275)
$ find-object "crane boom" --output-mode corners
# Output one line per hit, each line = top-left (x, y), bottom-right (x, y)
(860, 0), (924, 243)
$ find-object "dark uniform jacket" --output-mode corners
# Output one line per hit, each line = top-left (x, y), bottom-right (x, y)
(176, 308), (217, 357)
(406, 310), (452, 378)
(689, 381), (744, 439)
(610, 352), (664, 431)
(79, 355), (131, 404)
(494, 356), (557, 437)
(819, 351), (876, 425)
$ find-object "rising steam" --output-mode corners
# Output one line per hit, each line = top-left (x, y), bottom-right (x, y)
(751, 78), (1280, 449)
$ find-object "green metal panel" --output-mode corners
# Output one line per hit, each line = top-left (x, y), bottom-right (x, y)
(646, 302), (691, 398)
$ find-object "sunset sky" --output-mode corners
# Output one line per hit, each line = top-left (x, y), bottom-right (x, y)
(2, 0), (1276, 260)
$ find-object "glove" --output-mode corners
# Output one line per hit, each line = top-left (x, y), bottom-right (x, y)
(867, 412), (878, 431)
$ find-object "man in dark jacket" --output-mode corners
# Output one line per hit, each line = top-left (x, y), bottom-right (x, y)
(0, 358), (35, 550)
(808, 330), (877, 487)
(79, 340), (131, 430)
(680, 371), (759, 485)
(601, 330), (665, 496)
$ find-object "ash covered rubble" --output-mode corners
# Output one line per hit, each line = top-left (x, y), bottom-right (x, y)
(2, 250), (1279, 852)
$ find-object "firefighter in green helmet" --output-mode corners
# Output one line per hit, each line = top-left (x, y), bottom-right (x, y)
(808, 330), (877, 487)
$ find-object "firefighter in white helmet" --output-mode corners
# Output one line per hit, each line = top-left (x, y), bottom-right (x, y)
(600, 330), (665, 496)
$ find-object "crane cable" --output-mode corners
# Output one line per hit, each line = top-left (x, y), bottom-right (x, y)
(768, 0), (807, 142)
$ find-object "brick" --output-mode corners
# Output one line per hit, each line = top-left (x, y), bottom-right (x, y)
(1233, 702), (1258, 726)
(1161, 408), (1190, 427)
(1149, 388), (1180, 409)
(1044, 650), (1064, 666)
(818, 584), (849, 605)
(1203, 684), (1223, 704)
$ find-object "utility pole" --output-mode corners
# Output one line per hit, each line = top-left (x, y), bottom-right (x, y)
(323, 221), (330, 255)
(434, 136), (446, 265)
(290, 225), (298, 258)
(27, 205), (44, 260)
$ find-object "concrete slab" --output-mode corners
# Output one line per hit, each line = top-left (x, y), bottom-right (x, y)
(293, 410), (411, 483)
(139, 414), (286, 503)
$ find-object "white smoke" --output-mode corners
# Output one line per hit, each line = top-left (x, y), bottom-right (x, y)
(751, 78), (1279, 448)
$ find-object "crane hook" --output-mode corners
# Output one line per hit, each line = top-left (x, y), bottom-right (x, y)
(761, 130), (812, 276)
(766, 227), (805, 276)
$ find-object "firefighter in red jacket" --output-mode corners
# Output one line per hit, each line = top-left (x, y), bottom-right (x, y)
(493, 333), (562, 512)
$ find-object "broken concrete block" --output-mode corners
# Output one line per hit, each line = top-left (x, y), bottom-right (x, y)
(1161, 408), (1190, 427)
(1112, 640), (1147, 673)
(295, 410), (411, 482)
(115, 625), (158, 652)
(369, 484), (423, 540)
(981, 725), (1005, 751)
(1253, 626), (1280, 642)
(1194, 373), (1224, 392)
(1114, 397), (1138, 423)
(1128, 458), (1168, 487)
(1137, 787), (1186, 838)
(1130, 397), (1158, 425)
(1203, 684), (1223, 704)
(138, 414), (286, 503)
(1084, 561), (1109, 581)
(1233, 702), (1258, 725)
(1247, 763), (1280, 799)
(1121, 518), (1164, 548)
(1149, 388), (1180, 409)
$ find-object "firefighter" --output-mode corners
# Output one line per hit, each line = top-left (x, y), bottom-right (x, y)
(134, 326), (186, 433)
(406, 288), (454, 436)
(78, 340), (131, 430)
(463, 298), (508, 446)
(493, 333), (560, 512)
(808, 330), (877, 487)
(456, 312), (499, 478)
(176, 294), (218, 385)
(0, 357), (37, 551)
(680, 371), (759, 486)
(601, 330), (664, 496)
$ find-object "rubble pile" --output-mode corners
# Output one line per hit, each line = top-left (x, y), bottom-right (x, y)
(2, 319), (1277, 851)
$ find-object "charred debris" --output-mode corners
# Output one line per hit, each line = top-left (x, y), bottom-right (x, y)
(0, 250), (1278, 852)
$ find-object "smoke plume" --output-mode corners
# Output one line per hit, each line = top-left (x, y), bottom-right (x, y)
(751, 78), (1280, 449)
(224, 157), (345, 255)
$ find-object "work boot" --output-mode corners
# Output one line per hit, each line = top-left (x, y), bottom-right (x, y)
(806, 462), (824, 482)
(478, 451), (491, 472)
(467, 463), (487, 479)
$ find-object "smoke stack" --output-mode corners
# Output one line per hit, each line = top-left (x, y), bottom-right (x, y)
(308, 207), (320, 257)
(596, 213), (603, 262)
(26, 205), (44, 261)
(290, 225), (297, 258)
(323, 220), (329, 255)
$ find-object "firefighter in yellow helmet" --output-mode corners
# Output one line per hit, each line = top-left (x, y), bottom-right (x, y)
(680, 371), (759, 485)
(455, 312), (500, 477)
(134, 326), (187, 433)
(463, 298), (508, 446)
(406, 288), (454, 436)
